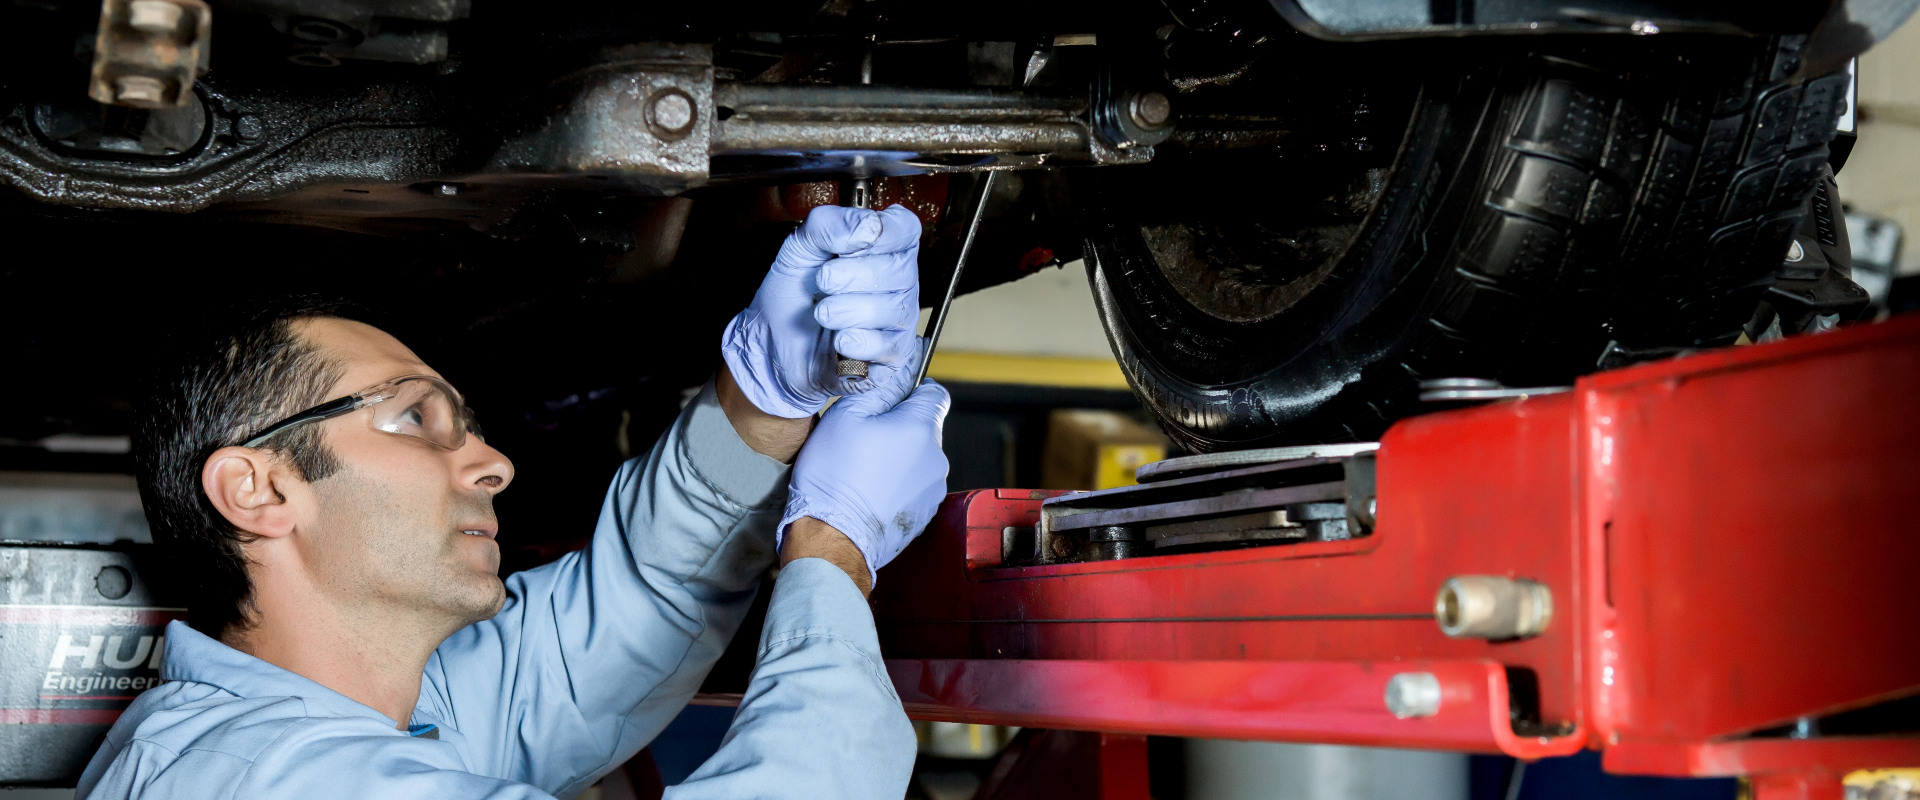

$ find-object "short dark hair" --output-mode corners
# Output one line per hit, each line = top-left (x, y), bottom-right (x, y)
(133, 296), (370, 638)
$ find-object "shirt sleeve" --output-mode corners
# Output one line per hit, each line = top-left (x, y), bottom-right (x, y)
(665, 557), (917, 800)
(416, 378), (790, 798)
(79, 719), (566, 800)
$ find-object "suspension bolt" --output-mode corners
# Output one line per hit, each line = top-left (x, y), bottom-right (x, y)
(1435, 576), (1553, 639)
(1129, 91), (1172, 129)
(646, 88), (697, 141)
(113, 76), (168, 105)
(126, 0), (184, 34)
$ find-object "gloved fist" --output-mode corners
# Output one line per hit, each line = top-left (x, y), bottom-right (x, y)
(779, 366), (950, 586)
(721, 204), (923, 419)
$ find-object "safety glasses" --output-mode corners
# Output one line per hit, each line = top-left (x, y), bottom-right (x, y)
(239, 375), (483, 451)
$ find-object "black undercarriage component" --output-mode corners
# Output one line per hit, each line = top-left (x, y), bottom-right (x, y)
(0, 44), (1158, 230)
(1267, 0), (1911, 42)
(0, 0), (1910, 459)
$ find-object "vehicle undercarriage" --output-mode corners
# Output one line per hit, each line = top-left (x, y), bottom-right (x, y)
(0, 0), (1911, 454)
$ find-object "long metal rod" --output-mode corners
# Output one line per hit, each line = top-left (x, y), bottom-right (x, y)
(914, 46), (1048, 386)
(713, 121), (1087, 155)
(713, 84), (1086, 119)
(917, 170), (996, 386)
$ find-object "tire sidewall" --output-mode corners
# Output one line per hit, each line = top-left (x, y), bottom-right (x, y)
(1086, 62), (1511, 447)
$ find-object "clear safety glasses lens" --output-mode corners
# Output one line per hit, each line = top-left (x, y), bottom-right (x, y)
(359, 376), (482, 450)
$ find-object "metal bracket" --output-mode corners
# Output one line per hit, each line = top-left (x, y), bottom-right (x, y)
(487, 43), (716, 195)
(1012, 451), (1380, 566)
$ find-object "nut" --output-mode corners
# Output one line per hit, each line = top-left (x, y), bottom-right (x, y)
(1129, 92), (1172, 129)
(1384, 672), (1442, 719)
(126, 0), (183, 34)
(1436, 576), (1553, 639)
(646, 88), (697, 140)
(113, 75), (168, 105)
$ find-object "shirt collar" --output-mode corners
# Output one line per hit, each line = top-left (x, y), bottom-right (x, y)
(159, 619), (405, 728)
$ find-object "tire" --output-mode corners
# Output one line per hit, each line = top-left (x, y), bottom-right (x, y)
(1081, 35), (1851, 451)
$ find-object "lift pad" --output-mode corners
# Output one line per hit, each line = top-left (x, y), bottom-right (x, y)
(870, 313), (1920, 799)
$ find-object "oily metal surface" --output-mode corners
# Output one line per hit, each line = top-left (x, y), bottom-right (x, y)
(1136, 442), (1379, 483)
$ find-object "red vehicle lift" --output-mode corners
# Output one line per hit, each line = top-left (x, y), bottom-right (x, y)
(869, 313), (1920, 799)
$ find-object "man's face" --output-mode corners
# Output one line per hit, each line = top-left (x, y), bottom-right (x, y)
(288, 318), (515, 629)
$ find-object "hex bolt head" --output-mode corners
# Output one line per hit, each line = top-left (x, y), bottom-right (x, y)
(95, 565), (132, 600)
(127, 0), (184, 34)
(114, 75), (168, 106)
(646, 88), (697, 140)
(1435, 575), (1553, 639)
(1129, 92), (1173, 129)
(1384, 672), (1442, 719)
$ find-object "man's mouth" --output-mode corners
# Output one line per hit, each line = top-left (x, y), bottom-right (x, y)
(459, 525), (497, 540)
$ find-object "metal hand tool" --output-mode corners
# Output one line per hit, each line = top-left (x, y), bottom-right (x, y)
(834, 35), (880, 381)
(833, 169), (990, 386)
(915, 172), (994, 386)
(913, 45), (1049, 385)
(833, 176), (875, 380)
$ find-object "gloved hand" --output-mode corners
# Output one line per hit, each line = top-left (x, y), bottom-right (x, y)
(721, 204), (923, 419)
(779, 365), (950, 585)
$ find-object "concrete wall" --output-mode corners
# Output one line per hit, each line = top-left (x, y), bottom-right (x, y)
(1838, 18), (1920, 274)
(920, 261), (1114, 360)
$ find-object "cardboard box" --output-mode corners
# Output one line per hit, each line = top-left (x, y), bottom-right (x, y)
(1040, 409), (1169, 490)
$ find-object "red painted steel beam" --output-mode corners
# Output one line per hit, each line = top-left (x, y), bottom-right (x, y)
(1604, 738), (1920, 778)
(1577, 316), (1920, 744)
(869, 314), (1920, 778)
(890, 659), (1582, 758)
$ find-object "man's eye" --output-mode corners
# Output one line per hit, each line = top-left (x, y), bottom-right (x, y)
(399, 406), (426, 427)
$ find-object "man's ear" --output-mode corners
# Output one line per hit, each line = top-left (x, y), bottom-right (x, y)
(201, 447), (299, 539)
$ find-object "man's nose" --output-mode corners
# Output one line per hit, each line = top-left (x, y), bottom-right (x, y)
(462, 438), (515, 494)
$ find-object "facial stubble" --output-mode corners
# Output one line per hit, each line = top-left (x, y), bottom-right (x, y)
(309, 461), (506, 632)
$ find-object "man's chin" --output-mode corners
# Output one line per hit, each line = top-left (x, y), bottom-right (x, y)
(445, 573), (507, 626)
(474, 575), (507, 619)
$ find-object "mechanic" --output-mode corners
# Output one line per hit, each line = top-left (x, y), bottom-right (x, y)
(75, 205), (944, 799)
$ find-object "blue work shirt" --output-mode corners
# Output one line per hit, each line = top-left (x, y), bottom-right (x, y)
(75, 382), (917, 799)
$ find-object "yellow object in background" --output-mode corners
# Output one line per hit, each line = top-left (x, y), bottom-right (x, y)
(1095, 444), (1166, 490)
(913, 721), (1020, 759)
(1844, 769), (1918, 799)
(1042, 409), (1170, 490)
(924, 351), (1130, 390)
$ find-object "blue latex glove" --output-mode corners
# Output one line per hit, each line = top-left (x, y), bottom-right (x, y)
(779, 366), (950, 585)
(721, 204), (924, 419)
